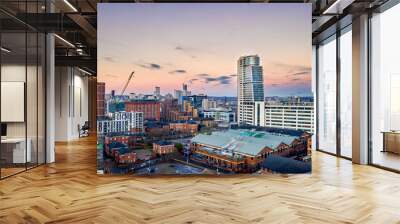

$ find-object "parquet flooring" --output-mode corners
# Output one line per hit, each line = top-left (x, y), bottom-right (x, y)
(1, 136), (400, 224)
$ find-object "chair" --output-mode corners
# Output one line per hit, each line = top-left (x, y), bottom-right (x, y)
(79, 121), (90, 138)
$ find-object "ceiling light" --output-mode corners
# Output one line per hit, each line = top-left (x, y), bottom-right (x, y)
(323, 1), (340, 14)
(54, 34), (75, 48)
(63, 0), (78, 12)
(323, 0), (355, 15)
(76, 48), (85, 55)
(1, 47), (11, 53)
(78, 67), (93, 76)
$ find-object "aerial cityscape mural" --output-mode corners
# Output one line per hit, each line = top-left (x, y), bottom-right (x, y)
(97, 3), (313, 175)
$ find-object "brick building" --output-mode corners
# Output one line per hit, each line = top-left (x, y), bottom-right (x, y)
(104, 133), (145, 150)
(153, 141), (175, 155)
(125, 100), (161, 121)
(169, 121), (199, 134)
(190, 129), (311, 173)
(160, 99), (179, 121)
(97, 82), (106, 117)
(114, 148), (136, 164)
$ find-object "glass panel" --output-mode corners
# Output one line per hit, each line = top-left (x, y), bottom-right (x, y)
(27, 31), (38, 169)
(38, 32), (45, 165)
(312, 45), (317, 150)
(371, 4), (400, 171)
(26, 0), (40, 170)
(317, 36), (337, 154)
(0, 1), (46, 179)
(339, 28), (352, 158)
(1, 31), (27, 177)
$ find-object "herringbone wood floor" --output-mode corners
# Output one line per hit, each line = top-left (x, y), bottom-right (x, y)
(1, 136), (400, 224)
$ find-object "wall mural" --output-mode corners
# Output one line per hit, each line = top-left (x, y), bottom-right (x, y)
(97, 3), (313, 175)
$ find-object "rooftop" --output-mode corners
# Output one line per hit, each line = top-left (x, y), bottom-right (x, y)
(203, 107), (233, 112)
(127, 99), (159, 103)
(191, 129), (299, 156)
(262, 155), (311, 173)
(105, 132), (145, 137)
(154, 141), (174, 146)
(171, 120), (198, 124)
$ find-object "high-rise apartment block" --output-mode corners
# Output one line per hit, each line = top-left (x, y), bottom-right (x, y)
(97, 111), (144, 134)
(237, 55), (265, 126)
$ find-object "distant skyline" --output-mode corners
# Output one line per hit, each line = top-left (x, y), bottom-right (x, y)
(98, 3), (312, 97)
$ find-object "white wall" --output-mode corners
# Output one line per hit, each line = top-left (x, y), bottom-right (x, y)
(55, 67), (89, 141)
(1, 65), (40, 137)
(72, 72), (89, 138)
(1, 63), (46, 164)
(1, 65), (26, 139)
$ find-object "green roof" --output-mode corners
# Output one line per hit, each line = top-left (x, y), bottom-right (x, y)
(191, 129), (297, 156)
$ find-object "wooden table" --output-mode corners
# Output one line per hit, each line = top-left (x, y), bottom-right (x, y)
(1, 138), (31, 164)
(382, 131), (400, 154)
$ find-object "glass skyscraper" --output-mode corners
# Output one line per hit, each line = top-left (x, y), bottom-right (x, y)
(237, 55), (265, 126)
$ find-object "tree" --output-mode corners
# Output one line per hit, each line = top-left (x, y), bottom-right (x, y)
(175, 143), (184, 153)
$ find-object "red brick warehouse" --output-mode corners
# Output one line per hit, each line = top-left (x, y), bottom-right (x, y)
(125, 100), (161, 121)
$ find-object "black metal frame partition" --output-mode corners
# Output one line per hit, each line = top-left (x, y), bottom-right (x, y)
(366, 1), (400, 173)
(315, 0), (400, 173)
(0, 1), (47, 180)
(315, 22), (353, 161)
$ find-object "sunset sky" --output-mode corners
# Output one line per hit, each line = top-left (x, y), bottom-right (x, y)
(98, 3), (312, 97)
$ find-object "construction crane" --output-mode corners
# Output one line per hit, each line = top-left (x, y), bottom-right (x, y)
(121, 71), (135, 95)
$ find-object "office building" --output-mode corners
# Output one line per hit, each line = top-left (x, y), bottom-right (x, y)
(164, 93), (173, 100)
(237, 55), (265, 126)
(202, 108), (236, 123)
(264, 103), (314, 133)
(182, 83), (191, 96)
(174, 89), (183, 104)
(129, 93), (137, 99)
(182, 95), (207, 110)
(154, 86), (161, 98)
(160, 98), (179, 121)
(182, 83), (192, 96)
(182, 83), (188, 92)
(125, 100), (161, 121)
(202, 98), (217, 110)
(106, 100), (125, 114)
(182, 100), (198, 118)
